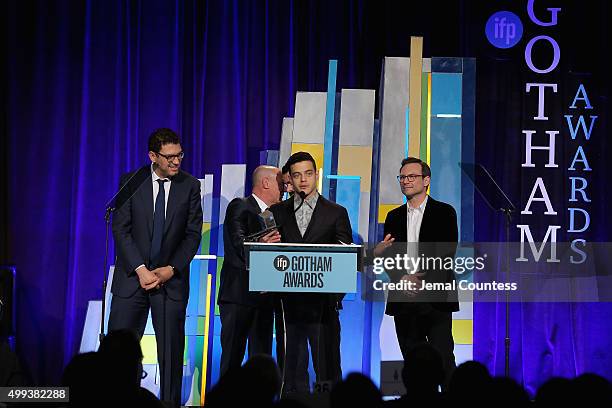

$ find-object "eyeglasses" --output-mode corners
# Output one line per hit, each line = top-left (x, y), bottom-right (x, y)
(397, 174), (424, 182)
(156, 151), (185, 162)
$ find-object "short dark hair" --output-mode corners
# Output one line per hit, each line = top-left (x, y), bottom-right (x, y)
(400, 157), (431, 178)
(281, 162), (291, 175)
(285, 151), (317, 173)
(148, 128), (180, 153)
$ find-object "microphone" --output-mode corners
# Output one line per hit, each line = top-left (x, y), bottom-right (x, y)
(294, 191), (307, 213)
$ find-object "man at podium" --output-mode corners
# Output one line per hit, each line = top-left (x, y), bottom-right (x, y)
(270, 151), (353, 394)
(218, 165), (284, 376)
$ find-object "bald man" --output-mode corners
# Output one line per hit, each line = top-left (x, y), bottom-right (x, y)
(218, 166), (284, 376)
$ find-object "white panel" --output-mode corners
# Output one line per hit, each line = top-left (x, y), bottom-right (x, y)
(293, 92), (327, 144)
(200, 174), (214, 222)
(339, 89), (375, 146)
(453, 300), (474, 320)
(219, 164), (247, 224)
(79, 300), (102, 353)
(379, 314), (403, 361)
(379, 57), (410, 204)
(279, 117), (294, 168)
(141, 364), (160, 397)
(359, 192), (371, 241)
(454, 344), (474, 365)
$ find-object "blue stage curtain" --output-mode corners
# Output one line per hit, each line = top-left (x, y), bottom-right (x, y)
(5, 0), (300, 384)
(5, 0), (612, 390)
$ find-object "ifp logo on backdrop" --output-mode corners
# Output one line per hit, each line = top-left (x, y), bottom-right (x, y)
(486, 11), (523, 48)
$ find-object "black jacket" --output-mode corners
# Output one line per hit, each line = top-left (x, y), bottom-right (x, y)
(111, 165), (203, 301)
(218, 195), (268, 306)
(270, 194), (353, 320)
(382, 196), (459, 314)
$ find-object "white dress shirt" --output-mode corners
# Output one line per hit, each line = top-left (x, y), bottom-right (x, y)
(135, 165), (172, 272)
(151, 164), (172, 217)
(406, 195), (428, 272)
(252, 193), (268, 213)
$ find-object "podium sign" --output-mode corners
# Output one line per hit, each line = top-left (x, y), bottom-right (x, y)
(245, 242), (361, 293)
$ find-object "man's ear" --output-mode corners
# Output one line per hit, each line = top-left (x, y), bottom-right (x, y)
(148, 151), (156, 164)
(424, 176), (431, 188)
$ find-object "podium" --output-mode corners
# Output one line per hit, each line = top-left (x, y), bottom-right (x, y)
(245, 242), (363, 393)
(244, 242), (362, 293)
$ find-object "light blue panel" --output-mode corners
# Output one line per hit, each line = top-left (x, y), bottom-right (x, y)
(431, 73), (462, 116)
(403, 107), (408, 205)
(144, 311), (154, 335)
(339, 274), (365, 375)
(430, 117), (462, 236)
(332, 176), (361, 302)
(368, 297), (387, 387)
(405, 107), (410, 159)
(331, 176), (361, 244)
(210, 315), (222, 387)
(185, 315), (200, 336)
(249, 251), (357, 293)
(182, 335), (204, 405)
(216, 164), (246, 257)
(187, 259), (202, 317)
(197, 260), (210, 316)
(322, 60), (338, 197)
(461, 59), (476, 244)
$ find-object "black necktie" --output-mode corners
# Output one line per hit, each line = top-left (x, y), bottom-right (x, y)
(150, 179), (167, 268)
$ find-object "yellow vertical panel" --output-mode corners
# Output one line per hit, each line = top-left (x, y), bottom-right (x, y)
(408, 36), (423, 157)
(141, 335), (158, 364)
(378, 204), (400, 224)
(337, 146), (373, 192)
(290, 143), (325, 171)
(452, 320), (474, 345)
(200, 274), (212, 406)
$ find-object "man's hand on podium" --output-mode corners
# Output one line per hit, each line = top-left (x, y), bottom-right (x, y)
(136, 266), (161, 291)
(258, 229), (281, 243)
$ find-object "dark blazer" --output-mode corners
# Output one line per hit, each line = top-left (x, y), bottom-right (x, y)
(382, 196), (459, 314)
(218, 195), (269, 306)
(270, 194), (353, 318)
(111, 165), (203, 301)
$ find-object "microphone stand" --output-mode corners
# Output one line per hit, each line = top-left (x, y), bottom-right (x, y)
(100, 205), (113, 343)
(99, 166), (150, 344)
(459, 162), (516, 378)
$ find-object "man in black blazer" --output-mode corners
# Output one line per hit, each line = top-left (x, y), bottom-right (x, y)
(218, 165), (284, 376)
(380, 157), (458, 387)
(270, 152), (353, 394)
(109, 128), (203, 407)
